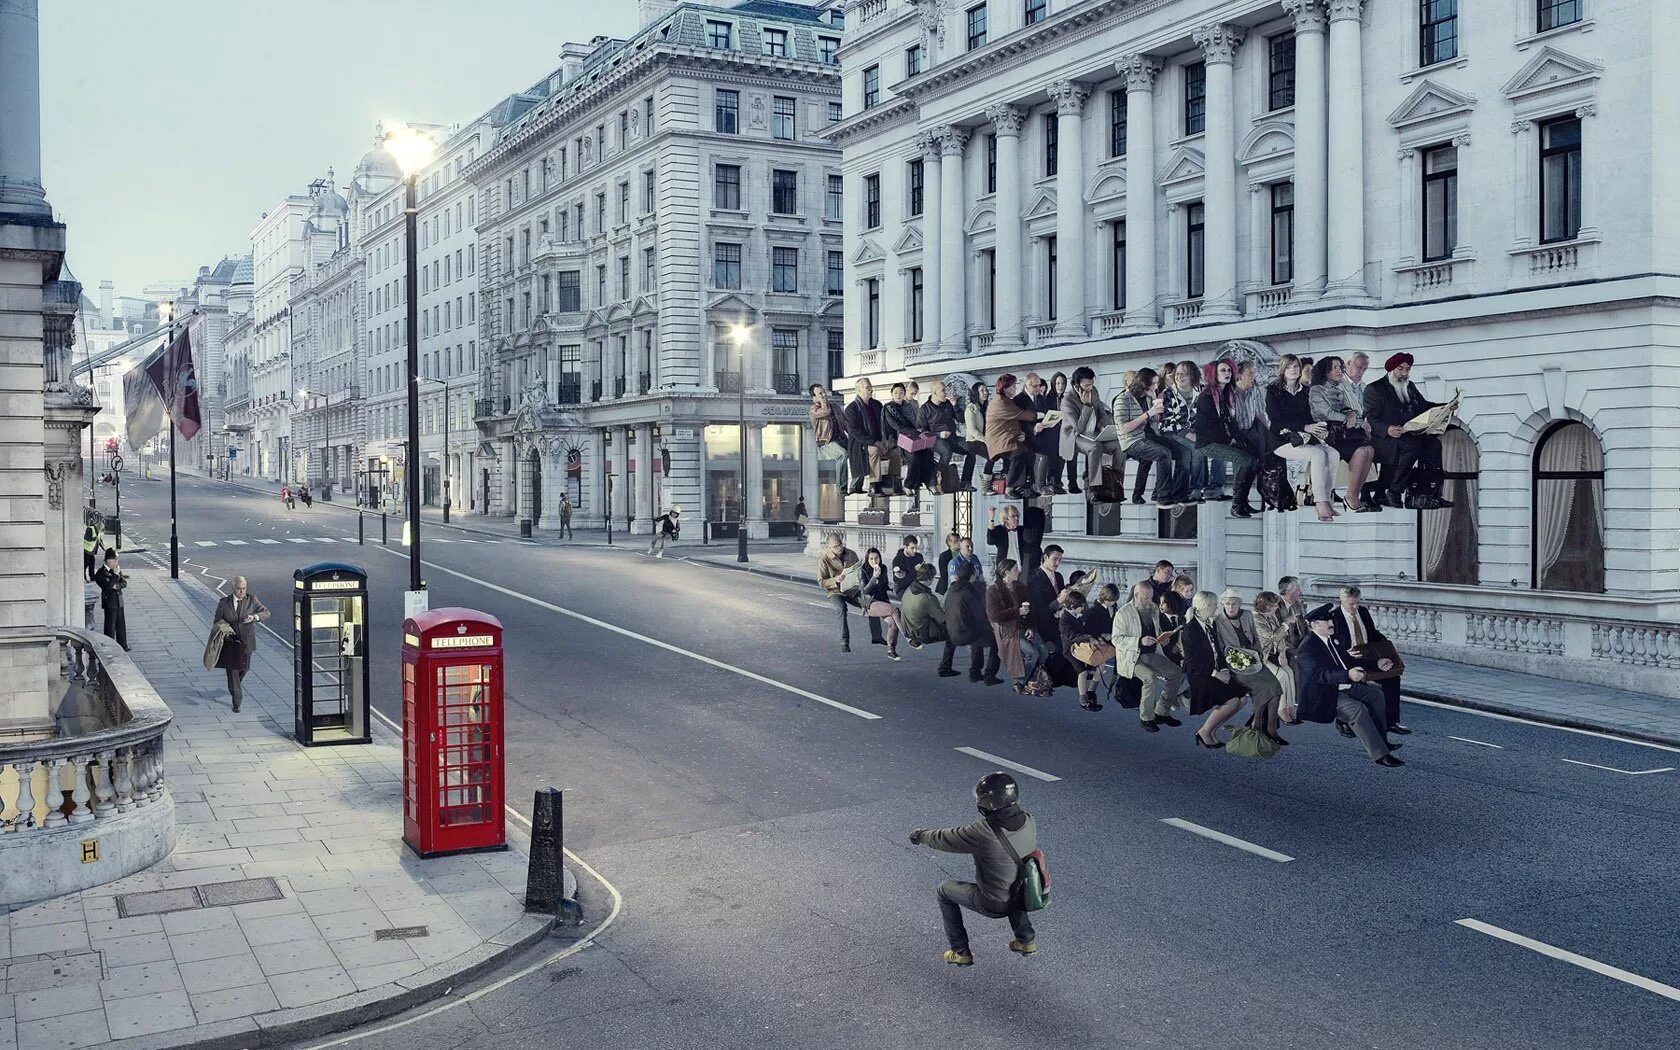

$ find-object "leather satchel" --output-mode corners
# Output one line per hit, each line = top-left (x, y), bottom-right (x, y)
(1357, 638), (1405, 681)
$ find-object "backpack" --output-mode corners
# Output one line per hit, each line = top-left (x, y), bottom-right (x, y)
(989, 821), (1051, 912)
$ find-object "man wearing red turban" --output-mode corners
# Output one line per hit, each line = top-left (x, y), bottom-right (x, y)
(1361, 353), (1451, 509)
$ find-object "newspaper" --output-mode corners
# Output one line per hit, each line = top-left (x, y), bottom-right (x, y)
(1402, 387), (1462, 436)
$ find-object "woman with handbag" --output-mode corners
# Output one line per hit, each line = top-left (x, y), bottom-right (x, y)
(1266, 354), (1342, 522)
(1308, 356), (1379, 513)
(984, 375), (1038, 499)
(986, 560), (1045, 695)
(1181, 590), (1250, 749)
(859, 547), (903, 661)
(1214, 588), (1287, 746)
(1059, 591), (1110, 712)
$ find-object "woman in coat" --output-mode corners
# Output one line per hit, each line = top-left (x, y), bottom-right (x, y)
(859, 547), (903, 660)
(1265, 354), (1340, 522)
(1179, 590), (1249, 749)
(984, 374), (1037, 498)
(944, 561), (999, 683)
(1307, 356), (1379, 513)
(1214, 587), (1287, 745)
(1058, 366), (1118, 497)
(1252, 590), (1299, 726)
(985, 560), (1045, 693)
(1192, 360), (1258, 517)
(213, 576), (270, 713)
(1058, 591), (1104, 712)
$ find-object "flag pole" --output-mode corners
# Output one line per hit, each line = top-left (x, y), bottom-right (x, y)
(165, 306), (179, 579)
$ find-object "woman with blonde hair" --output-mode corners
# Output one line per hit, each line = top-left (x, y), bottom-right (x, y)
(1180, 590), (1250, 748)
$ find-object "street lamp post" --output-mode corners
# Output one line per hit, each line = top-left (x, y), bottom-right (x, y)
(160, 299), (180, 579)
(731, 325), (750, 564)
(387, 125), (437, 612)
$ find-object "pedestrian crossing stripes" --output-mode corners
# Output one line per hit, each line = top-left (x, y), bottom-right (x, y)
(171, 536), (502, 548)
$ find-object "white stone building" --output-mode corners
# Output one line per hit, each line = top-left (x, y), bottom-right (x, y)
(220, 257), (255, 476)
(248, 193), (311, 481)
(287, 174), (366, 498)
(467, 0), (846, 536)
(827, 0), (1680, 693)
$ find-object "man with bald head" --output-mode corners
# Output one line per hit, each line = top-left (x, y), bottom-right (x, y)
(213, 576), (270, 713)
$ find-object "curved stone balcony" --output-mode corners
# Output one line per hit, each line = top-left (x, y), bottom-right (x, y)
(0, 627), (175, 905)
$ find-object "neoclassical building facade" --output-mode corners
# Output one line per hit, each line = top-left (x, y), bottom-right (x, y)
(827, 0), (1680, 692)
(468, 1), (845, 535)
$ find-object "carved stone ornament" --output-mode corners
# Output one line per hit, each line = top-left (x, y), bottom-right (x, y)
(1117, 55), (1162, 92)
(937, 126), (970, 156)
(1049, 81), (1091, 117)
(1215, 339), (1280, 387)
(918, 130), (943, 159)
(749, 94), (769, 130)
(629, 108), (641, 136)
(1326, 0), (1366, 22)
(44, 461), (71, 510)
(942, 371), (984, 419)
(1281, 0), (1328, 33)
(1451, 132), (1472, 148)
(1192, 24), (1246, 65)
(909, 0), (944, 37)
(581, 135), (593, 163)
(986, 104), (1026, 137)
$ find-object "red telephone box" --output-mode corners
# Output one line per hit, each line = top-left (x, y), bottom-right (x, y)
(401, 608), (507, 857)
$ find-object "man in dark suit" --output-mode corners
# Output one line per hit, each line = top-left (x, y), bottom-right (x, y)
(1362, 353), (1450, 509)
(92, 548), (129, 651)
(1329, 585), (1409, 735)
(1296, 605), (1403, 766)
(842, 377), (887, 495)
(213, 576), (270, 713)
(1027, 546), (1069, 653)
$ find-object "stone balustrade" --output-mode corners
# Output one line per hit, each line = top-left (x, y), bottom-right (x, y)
(0, 626), (175, 905)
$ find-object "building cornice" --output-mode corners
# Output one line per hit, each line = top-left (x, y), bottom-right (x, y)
(820, 96), (917, 146)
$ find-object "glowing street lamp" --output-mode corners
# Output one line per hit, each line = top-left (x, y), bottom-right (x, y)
(386, 124), (438, 608)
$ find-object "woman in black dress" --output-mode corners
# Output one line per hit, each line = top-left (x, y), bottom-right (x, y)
(1180, 589), (1250, 748)
(858, 547), (903, 660)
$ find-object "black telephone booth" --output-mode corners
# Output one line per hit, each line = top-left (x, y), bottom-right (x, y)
(292, 562), (372, 746)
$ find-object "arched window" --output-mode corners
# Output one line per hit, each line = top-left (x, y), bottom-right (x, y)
(1532, 421), (1604, 593)
(1417, 427), (1479, 584)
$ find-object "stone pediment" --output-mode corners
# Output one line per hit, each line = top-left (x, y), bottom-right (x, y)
(1023, 187), (1058, 221)
(1238, 120), (1296, 162)
(1157, 147), (1206, 187)
(964, 203), (996, 234)
(703, 292), (758, 317)
(1085, 168), (1127, 206)
(892, 225), (925, 253)
(851, 237), (886, 265)
(1501, 46), (1602, 101)
(630, 295), (658, 318)
(1387, 80), (1476, 130)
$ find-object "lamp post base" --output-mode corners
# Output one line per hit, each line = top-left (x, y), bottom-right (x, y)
(404, 588), (430, 620)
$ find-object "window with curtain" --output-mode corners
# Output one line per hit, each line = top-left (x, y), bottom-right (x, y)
(1422, 144), (1458, 261)
(1533, 420), (1605, 593)
(1540, 116), (1582, 243)
(1417, 427), (1479, 585)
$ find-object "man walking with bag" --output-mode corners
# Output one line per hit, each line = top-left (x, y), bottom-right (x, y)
(909, 772), (1043, 966)
(213, 576), (269, 713)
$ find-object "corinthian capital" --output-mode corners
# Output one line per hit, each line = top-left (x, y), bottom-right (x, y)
(1281, 0), (1328, 33)
(986, 104), (1026, 137)
(917, 130), (944, 159)
(1192, 24), (1246, 65)
(936, 125), (971, 156)
(908, 0), (943, 37)
(1326, 0), (1366, 22)
(1117, 54), (1162, 92)
(1048, 80), (1091, 117)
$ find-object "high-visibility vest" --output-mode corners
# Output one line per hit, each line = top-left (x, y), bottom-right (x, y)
(83, 527), (101, 554)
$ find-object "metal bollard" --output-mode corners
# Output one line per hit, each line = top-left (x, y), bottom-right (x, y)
(358, 511), (364, 545)
(381, 512), (389, 545)
(524, 788), (579, 922)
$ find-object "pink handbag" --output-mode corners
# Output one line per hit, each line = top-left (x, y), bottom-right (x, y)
(897, 433), (935, 453)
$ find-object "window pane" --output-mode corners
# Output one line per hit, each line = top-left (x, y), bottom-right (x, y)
(1184, 62), (1206, 135)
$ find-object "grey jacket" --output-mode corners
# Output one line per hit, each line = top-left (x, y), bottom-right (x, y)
(917, 807), (1037, 907)
(1111, 390), (1156, 451)
(1058, 388), (1114, 460)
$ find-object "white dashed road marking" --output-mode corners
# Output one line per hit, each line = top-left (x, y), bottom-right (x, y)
(954, 747), (1062, 782)
(1559, 759), (1674, 776)
(257, 539), (281, 544)
(1456, 919), (1680, 1003)
(225, 539), (248, 545)
(1448, 736), (1504, 749)
(1160, 818), (1294, 863)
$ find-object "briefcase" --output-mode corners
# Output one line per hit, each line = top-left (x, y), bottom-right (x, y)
(1357, 638), (1406, 681)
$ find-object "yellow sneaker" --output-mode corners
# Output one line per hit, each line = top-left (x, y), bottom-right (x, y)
(1008, 939), (1036, 955)
(942, 949), (974, 966)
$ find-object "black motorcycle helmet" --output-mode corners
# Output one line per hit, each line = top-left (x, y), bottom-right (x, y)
(973, 772), (1019, 813)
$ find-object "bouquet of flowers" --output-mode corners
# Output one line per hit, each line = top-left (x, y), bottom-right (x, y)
(1225, 646), (1268, 679)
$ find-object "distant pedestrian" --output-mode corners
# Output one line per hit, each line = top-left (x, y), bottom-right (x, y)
(558, 494), (574, 539)
(646, 505), (680, 557)
(909, 772), (1043, 966)
(298, 483), (313, 509)
(793, 497), (809, 541)
(213, 576), (270, 714)
(82, 519), (103, 580)
(92, 548), (129, 651)
(280, 484), (294, 510)
(817, 531), (862, 653)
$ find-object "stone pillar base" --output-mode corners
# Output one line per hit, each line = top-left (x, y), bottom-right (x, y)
(746, 519), (770, 540)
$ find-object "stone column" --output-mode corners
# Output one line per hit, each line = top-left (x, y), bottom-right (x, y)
(1118, 55), (1161, 331)
(1394, 147), (1419, 266)
(586, 429), (606, 527)
(919, 132), (943, 356)
(1049, 82), (1091, 338)
(1285, 0), (1328, 299)
(744, 423), (767, 539)
(937, 126), (970, 355)
(0, 0), (49, 216)
(633, 427), (653, 533)
(1193, 24), (1244, 321)
(1326, 0), (1367, 298)
(1509, 121), (1534, 251)
(985, 105), (1025, 350)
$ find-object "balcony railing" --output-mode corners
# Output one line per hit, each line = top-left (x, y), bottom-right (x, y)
(1166, 299), (1204, 325)
(0, 626), (174, 904)
(590, 380), (603, 402)
(613, 376), (627, 398)
(1093, 310), (1127, 334)
(773, 372), (802, 395)
(715, 369), (744, 393)
(557, 377), (582, 405)
(637, 371), (652, 394)
(1246, 287), (1292, 316)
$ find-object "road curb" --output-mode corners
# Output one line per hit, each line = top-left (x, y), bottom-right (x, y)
(680, 555), (1680, 750)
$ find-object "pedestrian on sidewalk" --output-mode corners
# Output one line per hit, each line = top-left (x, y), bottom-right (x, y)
(558, 494), (574, 539)
(213, 576), (270, 714)
(910, 772), (1041, 966)
(647, 505), (680, 557)
(817, 531), (861, 653)
(92, 548), (129, 651)
(793, 497), (809, 541)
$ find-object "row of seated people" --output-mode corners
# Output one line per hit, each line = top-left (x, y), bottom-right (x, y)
(817, 533), (1408, 767)
(807, 352), (1455, 524)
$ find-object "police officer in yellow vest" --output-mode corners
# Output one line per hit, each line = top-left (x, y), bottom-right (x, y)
(82, 521), (102, 581)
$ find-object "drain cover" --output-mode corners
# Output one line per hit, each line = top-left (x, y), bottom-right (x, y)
(374, 926), (429, 940)
(198, 877), (284, 907)
(115, 887), (201, 918)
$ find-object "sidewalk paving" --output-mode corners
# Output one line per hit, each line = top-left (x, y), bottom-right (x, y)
(682, 548), (1680, 747)
(0, 566), (557, 1050)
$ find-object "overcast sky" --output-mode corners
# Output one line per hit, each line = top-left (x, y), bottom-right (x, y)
(40, 1), (641, 297)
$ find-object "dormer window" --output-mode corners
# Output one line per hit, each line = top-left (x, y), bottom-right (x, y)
(764, 28), (788, 58)
(707, 20), (733, 49)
